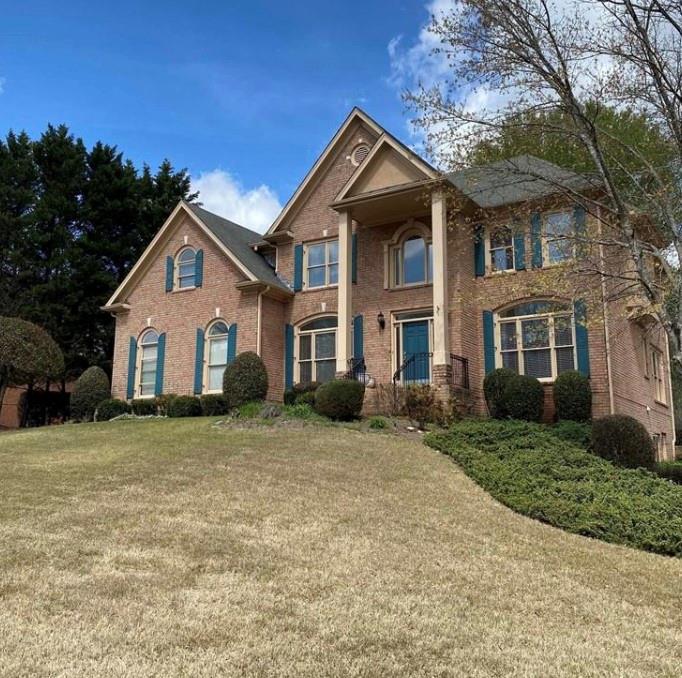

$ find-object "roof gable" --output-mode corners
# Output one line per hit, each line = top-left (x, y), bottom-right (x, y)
(265, 108), (383, 235)
(335, 134), (437, 202)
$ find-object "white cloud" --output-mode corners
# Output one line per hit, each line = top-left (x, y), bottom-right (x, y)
(0, 77), (5, 95)
(191, 169), (282, 234)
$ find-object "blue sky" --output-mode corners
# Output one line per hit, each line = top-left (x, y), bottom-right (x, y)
(1, 0), (445, 232)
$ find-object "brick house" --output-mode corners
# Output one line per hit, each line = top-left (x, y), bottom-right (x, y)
(103, 108), (676, 459)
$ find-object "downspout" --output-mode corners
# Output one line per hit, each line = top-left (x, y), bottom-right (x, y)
(664, 336), (676, 449)
(256, 287), (270, 356)
(597, 208), (615, 414)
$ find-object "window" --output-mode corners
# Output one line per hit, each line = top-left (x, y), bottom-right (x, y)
(305, 240), (338, 289)
(206, 321), (229, 393)
(544, 211), (574, 264)
(138, 330), (159, 397)
(650, 346), (666, 403)
(391, 234), (433, 287)
(176, 248), (196, 288)
(487, 226), (515, 272)
(297, 316), (337, 384)
(496, 300), (575, 381)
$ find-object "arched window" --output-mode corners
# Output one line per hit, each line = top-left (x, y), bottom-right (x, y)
(389, 227), (433, 288)
(176, 248), (196, 289)
(297, 316), (337, 384)
(496, 300), (575, 380)
(138, 329), (159, 397)
(206, 321), (229, 392)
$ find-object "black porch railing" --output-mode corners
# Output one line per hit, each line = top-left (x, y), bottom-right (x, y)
(451, 353), (470, 390)
(342, 357), (367, 383)
(393, 352), (432, 386)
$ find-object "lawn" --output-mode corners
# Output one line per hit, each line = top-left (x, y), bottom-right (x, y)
(1, 418), (681, 677)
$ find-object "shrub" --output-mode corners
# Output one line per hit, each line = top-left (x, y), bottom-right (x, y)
(425, 419), (682, 557)
(154, 393), (177, 416)
(553, 370), (592, 422)
(483, 368), (516, 418)
(236, 401), (262, 419)
(403, 385), (437, 429)
(259, 403), (282, 419)
(131, 398), (157, 416)
(295, 391), (316, 406)
(223, 352), (268, 408)
(200, 394), (229, 416)
(282, 403), (324, 421)
(167, 395), (202, 418)
(551, 420), (591, 449)
(592, 415), (655, 469)
(502, 374), (544, 422)
(283, 389), (296, 405)
(70, 366), (111, 421)
(293, 381), (320, 395)
(95, 398), (130, 421)
(368, 415), (389, 430)
(314, 379), (364, 420)
(654, 461), (682, 484)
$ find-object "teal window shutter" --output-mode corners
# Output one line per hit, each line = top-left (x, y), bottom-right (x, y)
(126, 336), (137, 400)
(195, 249), (204, 287)
(531, 213), (543, 268)
(574, 205), (587, 258)
(474, 224), (485, 277)
(513, 230), (526, 271)
(574, 300), (590, 376)
(352, 233), (358, 283)
(165, 256), (174, 292)
(227, 324), (237, 364)
(483, 310), (495, 375)
(155, 333), (166, 396)
(193, 328), (205, 394)
(353, 314), (363, 360)
(284, 324), (294, 389)
(293, 244), (304, 291)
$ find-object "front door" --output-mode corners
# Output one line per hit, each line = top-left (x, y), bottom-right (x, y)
(402, 320), (430, 383)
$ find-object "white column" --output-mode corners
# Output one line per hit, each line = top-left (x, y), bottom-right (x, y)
(432, 190), (450, 366)
(336, 210), (353, 374)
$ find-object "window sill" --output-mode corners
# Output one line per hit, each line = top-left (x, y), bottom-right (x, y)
(136, 394), (156, 400)
(483, 268), (519, 278)
(300, 284), (338, 293)
(388, 282), (433, 292)
(171, 286), (197, 294)
(654, 399), (669, 408)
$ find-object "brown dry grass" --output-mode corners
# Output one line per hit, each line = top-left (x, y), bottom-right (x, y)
(0, 417), (680, 677)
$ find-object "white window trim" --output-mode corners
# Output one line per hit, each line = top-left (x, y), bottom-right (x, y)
(175, 246), (197, 291)
(391, 309), (434, 385)
(542, 210), (576, 267)
(304, 239), (338, 290)
(204, 320), (230, 395)
(484, 225), (516, 274)
(136, 329), (159, 399)
(650, 345), (667, 405)
(494, 305), (576, 383)
(295, 316), (339, 383)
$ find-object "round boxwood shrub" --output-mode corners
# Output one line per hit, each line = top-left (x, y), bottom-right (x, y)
(200, 394), (229, 416)
(96, 398), (130, 421)
(223, 351), (268, 408)
(167, 395), (202, 418)
(313, 379), (364, 420)
(502, 374), (544, 422)
(592, 414), (655, 469)
(553, 370), (591, 422)
(70, 366), (111, 421)
(283, 389), (296, 405)
(483, 368), (516, 419)
(131, 398), (157, 416)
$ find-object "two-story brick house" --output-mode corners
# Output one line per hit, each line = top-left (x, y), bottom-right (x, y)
(104, 108), (676, 459)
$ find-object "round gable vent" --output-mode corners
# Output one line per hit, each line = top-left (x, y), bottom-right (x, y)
(351, 143), (371, 166)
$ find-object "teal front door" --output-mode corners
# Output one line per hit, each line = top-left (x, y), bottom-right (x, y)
(402, 320), (430, 383)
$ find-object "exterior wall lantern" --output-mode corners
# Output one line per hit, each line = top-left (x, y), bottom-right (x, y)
(377, 311), (386, 331)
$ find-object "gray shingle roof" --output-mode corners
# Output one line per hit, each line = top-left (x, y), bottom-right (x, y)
(188, 204), (291, 293)
(447, 155), (595, 208)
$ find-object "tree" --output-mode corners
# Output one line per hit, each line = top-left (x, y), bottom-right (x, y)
(406, 0), (682, 365)
(0, 317), (64, 407)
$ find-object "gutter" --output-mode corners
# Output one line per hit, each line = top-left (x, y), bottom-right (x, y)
(256, 286), (270, 356)
(597, 208), (615, 414)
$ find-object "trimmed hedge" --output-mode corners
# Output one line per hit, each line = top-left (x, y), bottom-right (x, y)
(425, 419), (682, 557)
(96, 399), (130, 421)
(483, 368), (515, 418)
(655, 461), (682, 484)
(131, 398), (157, 416)
(167, 395), (202, 418)
(592, 414), (655, 469)
(154, 394), (177, 416)
(223, 352), (268, 408)
(71, 366), (111, 421)
(313, 379), (364, 420)
(553, 370), (592, 422)
(200, 394), (229, 416)
(503, 374), (544, 422)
